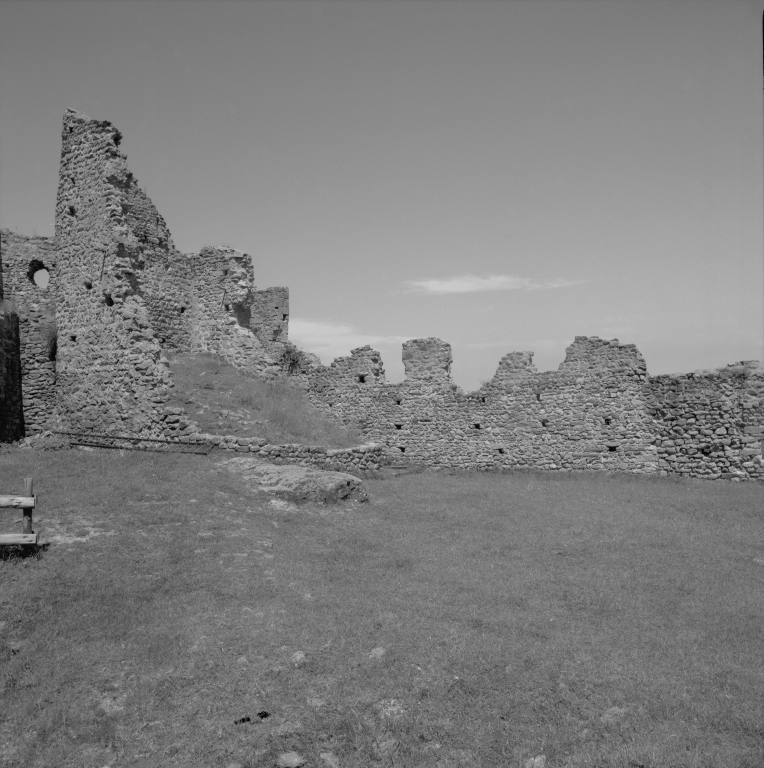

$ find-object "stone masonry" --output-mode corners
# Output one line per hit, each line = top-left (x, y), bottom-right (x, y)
(0, 110), (286, 438)
(402, 337), (452, 382)
(0, 110), (761, 482)
(251, 286), (290, 360)
(0, 231), (58, 433)
(53, 109), (181, 436)
(303, 336), (764, 481)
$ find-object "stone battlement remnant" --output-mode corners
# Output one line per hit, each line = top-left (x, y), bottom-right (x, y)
(0, 110), (762, 481)
(402, 337), (452, 382)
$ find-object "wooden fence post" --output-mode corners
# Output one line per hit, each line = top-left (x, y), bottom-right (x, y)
(22, 477), (33, 535)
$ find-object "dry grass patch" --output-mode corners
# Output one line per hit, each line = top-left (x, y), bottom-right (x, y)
(0, 449), (763, 767)
(165, 352), (362, 448)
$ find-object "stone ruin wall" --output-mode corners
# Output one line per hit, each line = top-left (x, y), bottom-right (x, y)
(53, 109), (180, 436)
(0, 231), (58, 433)
(304, 336), (764, 481)
(1, 109), (762, 482)
(250, 286), (290, 360)
(647, 363), (764, 479)
(7, 108), (285, 439)
(184, 247), (281, 375)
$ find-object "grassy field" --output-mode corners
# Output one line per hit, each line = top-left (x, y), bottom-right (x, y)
(1, 447), (763, 768)
(164, 352), (362, 448)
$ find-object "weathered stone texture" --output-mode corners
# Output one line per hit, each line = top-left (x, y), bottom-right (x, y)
(185, 247), (280, 375)
(402, 337), (452, 382)
(0, 231), (57, 433)
(200, 432), (384, 471)
(307, 346), (386, 405)
(304, 337), (764, 480)
(251, 286), (289, 360)
(646, 362), (764, 480)
(220, 457), (370, 503)
(53, 109), (179, 436)
(48, 110), (283, 438)
(490, 351), (537, 385)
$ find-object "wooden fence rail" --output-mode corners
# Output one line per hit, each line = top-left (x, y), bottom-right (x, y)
(0, 477), (38, 546)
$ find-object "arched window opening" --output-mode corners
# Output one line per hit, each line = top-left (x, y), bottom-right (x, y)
(27, 260), (50, 289)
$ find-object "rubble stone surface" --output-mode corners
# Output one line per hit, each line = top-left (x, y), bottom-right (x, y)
(220, 456), (369, 504)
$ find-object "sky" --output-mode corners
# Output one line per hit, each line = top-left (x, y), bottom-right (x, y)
(0, 0), (762, 390)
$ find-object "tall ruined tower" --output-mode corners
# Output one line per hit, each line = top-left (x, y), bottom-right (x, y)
(53, 109), (282, 436)
(54, 109), (178, 435)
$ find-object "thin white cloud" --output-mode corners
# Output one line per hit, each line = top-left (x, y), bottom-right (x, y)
(405, 274), (585, 295)
(289, 318), (409, 365)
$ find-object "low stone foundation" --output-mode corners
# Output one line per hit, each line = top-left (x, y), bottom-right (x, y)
(198, 432), (384, 472)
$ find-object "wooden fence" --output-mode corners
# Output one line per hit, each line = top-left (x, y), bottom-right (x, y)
(0, 477), (38, 546)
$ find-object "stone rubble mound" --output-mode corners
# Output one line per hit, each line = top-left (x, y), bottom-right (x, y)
(219, 456), (368, 504)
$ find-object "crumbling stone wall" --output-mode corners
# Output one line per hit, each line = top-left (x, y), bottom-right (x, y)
(1, 111), (288, 441)
(198, 431), (384, 471)
(0, 231), (57, 433)
(54, 109), (189, 436)
(185, 247), (280, 375)
(402, 337), (452, 382)
(646, 362), (764, 480)
(305, 336), (763, 480)
(0, 302), (24, 442)
(4, 108), (762, 483)
(48, 109), (285, 437)
(307, 345), (386, 402)
(251, 287), (289, 360)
